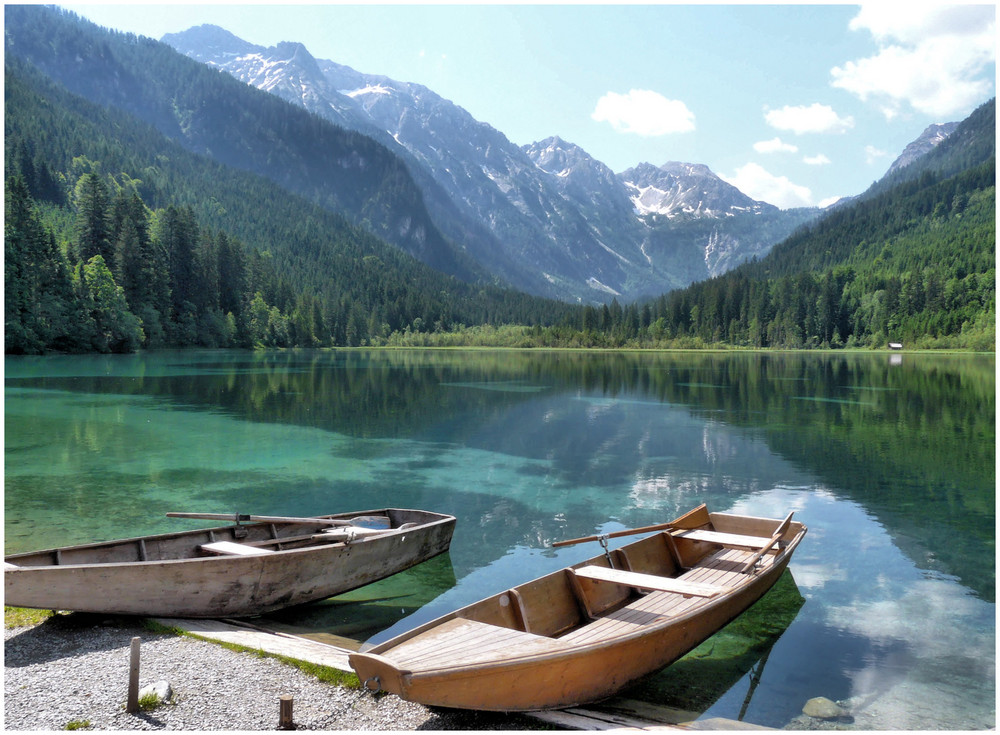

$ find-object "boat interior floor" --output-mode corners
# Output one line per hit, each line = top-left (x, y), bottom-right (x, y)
(561, 547), (772, 645)
(379, 546), (777, 671)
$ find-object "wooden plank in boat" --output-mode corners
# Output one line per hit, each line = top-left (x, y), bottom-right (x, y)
(561, 586), (710, 645)
(200, 541), (274, 556)
(672, 529), (773, 549)
(681, 549), (754, 586)
(388, 618), (568, 669)
(574, 566), (726, 598)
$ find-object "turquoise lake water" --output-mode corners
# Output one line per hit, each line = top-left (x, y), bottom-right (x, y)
(4, 349), (994, 729)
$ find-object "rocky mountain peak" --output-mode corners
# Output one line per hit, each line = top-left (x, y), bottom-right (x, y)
(886, 122), (960, 175)
(270, 41), (324, 78)
(524, 136), (588, 175)
(618, 161), (772, 219)
(161, 25), (259, 64)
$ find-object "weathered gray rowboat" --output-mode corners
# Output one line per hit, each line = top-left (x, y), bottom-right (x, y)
(349, 504), (805, 711)
(4, 508), (456, 618)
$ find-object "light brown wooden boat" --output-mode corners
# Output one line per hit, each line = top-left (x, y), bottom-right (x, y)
(4, 508), (455, 618)
(349, 504), (806, 711)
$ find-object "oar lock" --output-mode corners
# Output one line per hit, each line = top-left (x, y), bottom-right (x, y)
(597, 533), (613, 565)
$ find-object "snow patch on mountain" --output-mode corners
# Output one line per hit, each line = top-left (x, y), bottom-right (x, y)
(342, 84), (392, 99)
(587, 277), (621, 296)
(619, 162), (775, 220)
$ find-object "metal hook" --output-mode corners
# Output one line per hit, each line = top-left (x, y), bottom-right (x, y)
(597, 533), (613, 567)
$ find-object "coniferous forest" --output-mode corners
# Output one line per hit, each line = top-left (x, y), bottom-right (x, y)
(4, 7), (995, 354)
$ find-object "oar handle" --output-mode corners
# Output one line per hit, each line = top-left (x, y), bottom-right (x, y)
(552, 504), (710, 548)
(552, 521), (679, 548)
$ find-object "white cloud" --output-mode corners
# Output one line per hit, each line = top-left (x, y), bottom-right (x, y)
(819, 195), (844, 208)
(720, 162), (813, 209)
(765, 103), (854, 135)
(754, 137), (798, 154)
(591, 90), (695, 136)
(832, 4), (995, 118)
(803, 153), (831, 166)
(848, 4), (994, 45)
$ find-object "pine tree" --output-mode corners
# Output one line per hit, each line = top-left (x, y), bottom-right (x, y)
(73, 173), (113, 264)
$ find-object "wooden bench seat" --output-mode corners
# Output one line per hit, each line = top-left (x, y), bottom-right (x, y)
(671, 529), (774, 549)
(573, 565), (726, 598)
(200, 541), (275, 556)
(315, 526), (387, 540)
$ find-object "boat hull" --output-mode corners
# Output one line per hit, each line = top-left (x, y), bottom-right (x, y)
(365, 555), (790, 710)
(5, 508), (455, 618)
(350, 507), (805, 711)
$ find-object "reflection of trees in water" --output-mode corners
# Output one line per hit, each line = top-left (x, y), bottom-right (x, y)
(9, 349), (994, 598)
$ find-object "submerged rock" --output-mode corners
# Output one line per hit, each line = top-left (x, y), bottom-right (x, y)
(803, 696), (848, 719)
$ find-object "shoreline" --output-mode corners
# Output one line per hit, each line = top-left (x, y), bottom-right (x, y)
(3, 614), (544, 731)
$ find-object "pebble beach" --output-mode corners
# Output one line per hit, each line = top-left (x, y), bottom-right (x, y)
(3, 615), (544, 731)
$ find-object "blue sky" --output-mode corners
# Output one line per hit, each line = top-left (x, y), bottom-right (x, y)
(67, 3), (996, 209)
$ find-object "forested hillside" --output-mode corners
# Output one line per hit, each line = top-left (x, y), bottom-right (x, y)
(4, 54), (575, 354)
(561, 101), (994, 351)
(4, 5), (482, 282)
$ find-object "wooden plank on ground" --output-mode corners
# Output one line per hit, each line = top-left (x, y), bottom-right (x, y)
(686, 718), (773, 730)
(526, 709), (647, 730)
(598, 698), (701, 724)
(564, 707), (687, 729)
(153, 617), (353, 672)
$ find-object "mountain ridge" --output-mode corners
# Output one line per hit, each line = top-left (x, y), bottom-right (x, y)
(161, 23), (822, 302)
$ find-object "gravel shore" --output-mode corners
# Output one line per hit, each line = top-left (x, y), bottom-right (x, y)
(3, 614), (547, 731)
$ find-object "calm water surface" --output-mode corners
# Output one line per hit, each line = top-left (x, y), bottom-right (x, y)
(4, 349), (994, 729)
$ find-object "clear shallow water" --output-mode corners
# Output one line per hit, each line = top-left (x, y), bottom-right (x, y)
(4, 349), (994, 729)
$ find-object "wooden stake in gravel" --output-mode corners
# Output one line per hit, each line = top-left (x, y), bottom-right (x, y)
(126, 637), (140, 714)
(278, 695), (295, 730)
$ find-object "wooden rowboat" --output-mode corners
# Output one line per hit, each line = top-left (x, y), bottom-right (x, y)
(349, 504), (806, 711)
(4, 508), (455, 618)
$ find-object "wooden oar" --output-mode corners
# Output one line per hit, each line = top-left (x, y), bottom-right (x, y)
(739, 511), (794, 574)
(552, 504), (709, 548)
(166, 512), (389, 528)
